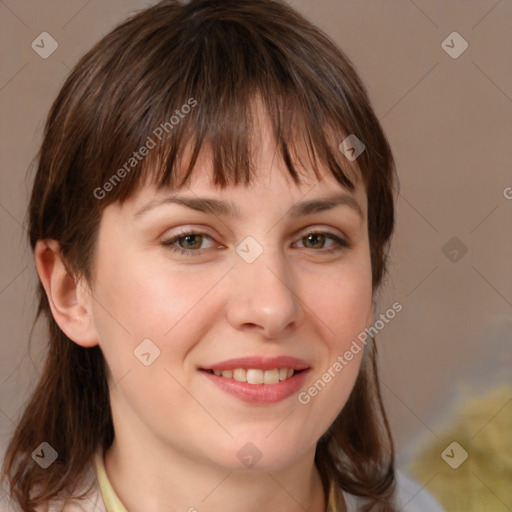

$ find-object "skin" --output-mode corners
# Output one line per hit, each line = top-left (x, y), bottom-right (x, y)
(35, 109), (375, 512)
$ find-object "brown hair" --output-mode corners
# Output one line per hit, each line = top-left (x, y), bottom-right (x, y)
(1, 0), (399, 510)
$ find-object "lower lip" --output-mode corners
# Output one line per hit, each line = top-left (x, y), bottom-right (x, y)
(200, 369), (310, 404)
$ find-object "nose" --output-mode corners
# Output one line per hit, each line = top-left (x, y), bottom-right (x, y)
(225, 246), (304, 339)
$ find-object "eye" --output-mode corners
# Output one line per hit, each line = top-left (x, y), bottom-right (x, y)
(294, 230), (350, 253)
(161, 229), (350, 257)
(161, 231), (217, 257)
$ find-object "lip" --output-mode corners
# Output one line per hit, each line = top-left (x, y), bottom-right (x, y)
(200, 367), (310, 404)
(200, 356), (311, 372)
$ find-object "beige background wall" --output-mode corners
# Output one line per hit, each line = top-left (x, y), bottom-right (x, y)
(1, 0), (511, 505)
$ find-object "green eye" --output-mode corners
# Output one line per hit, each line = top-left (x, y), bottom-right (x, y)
(162, 230), (350, 257)
(162, 232), (214, 256)
(296, 231), (350, 252)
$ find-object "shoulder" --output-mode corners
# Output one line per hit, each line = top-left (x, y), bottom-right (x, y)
(0, 464), (106, 512)
(340, 471), (445, 512)
(394, 471), (445, 512)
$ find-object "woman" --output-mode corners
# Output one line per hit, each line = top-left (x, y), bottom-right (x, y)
(0, 0), (418, 510)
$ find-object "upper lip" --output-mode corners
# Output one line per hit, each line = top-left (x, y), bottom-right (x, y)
(200, 356), (311, 371)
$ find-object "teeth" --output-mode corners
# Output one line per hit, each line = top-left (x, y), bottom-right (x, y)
(263, 369), (280, 385)
(233, 368), (246, 382)
(210, 368), (297, 384)
(246, 369), (264, 384)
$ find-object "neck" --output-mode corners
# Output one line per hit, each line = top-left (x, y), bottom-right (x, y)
(103, 435), (327, 512)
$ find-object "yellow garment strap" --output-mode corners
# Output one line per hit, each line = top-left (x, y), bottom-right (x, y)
(327, 478), (346, 512)
(94, 450), (129, 512)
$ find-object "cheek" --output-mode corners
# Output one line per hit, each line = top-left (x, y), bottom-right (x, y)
(293, 257), (372, 428)
(301, 257), (373, 348)
(90, 251), (228, 370)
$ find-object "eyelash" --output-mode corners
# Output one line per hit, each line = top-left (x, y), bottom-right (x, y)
(161, 229), (350, 257)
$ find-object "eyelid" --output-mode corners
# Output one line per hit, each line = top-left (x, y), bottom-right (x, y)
(161, 224), (348, 244)
(160, 226), (217, 243)
(296, 225), (348, 240)
(160, 225), (351, 256)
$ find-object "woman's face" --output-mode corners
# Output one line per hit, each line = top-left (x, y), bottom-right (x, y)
(86, 121), (375, 472)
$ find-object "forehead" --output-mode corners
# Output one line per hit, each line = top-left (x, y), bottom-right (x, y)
(112, 101), (366, 216)
(175, 151), (363, 199)
(117, 153), (367, 228)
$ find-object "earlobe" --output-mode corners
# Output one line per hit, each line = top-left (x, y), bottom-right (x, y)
(34, 239), (98, 347)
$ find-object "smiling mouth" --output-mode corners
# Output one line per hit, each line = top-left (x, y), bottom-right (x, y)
(202, 368), (304, 385)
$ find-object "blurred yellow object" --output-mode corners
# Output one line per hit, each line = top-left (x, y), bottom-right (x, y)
(409, 384), (512, 511)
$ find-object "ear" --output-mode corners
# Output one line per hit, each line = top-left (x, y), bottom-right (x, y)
(34, 239), (98, 347)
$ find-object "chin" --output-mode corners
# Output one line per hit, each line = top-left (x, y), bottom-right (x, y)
(212, 434), (311, 472)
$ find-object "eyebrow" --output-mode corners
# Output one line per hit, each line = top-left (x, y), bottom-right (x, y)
(133, 192), (364, 221)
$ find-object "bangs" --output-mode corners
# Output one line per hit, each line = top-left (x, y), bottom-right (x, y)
(85, 1), (371, 206)
(133, 89), (360, 200)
